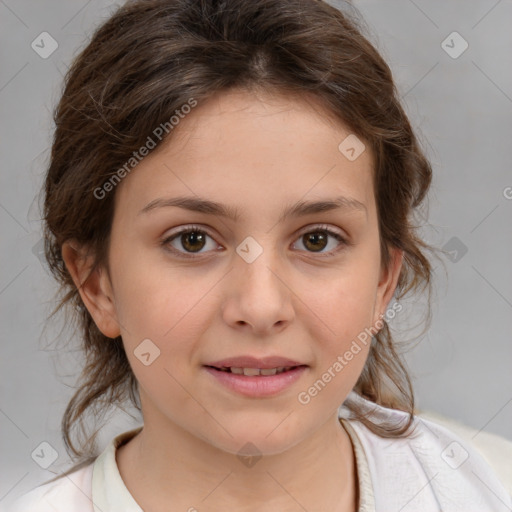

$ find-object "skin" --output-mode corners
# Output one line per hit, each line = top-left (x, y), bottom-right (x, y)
(62, 87), (403, 512)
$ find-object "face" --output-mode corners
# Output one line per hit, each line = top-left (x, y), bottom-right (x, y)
(69, 88), (402, 457)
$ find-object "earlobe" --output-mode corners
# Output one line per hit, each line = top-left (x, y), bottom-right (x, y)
(374, 247), (404, 325)
(61, 241), (121, 339)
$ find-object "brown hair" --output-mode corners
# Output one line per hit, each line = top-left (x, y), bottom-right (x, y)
(43, 0), (439, 464)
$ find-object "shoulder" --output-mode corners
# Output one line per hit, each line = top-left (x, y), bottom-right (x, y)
(7, 463), (94, 512)
(6, 426), (143, 512)
(341, 393), (512, 511)
(416, 408), (512, 495)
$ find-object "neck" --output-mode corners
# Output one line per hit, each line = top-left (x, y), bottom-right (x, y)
(117, 412), (358, 512)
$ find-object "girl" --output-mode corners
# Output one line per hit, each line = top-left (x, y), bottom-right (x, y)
(9, 0), (512, 510)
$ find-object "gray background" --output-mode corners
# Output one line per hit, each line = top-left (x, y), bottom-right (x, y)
(1, 0), (511, 507)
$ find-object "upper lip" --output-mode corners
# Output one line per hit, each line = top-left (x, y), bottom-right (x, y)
(205, 356), (307, 369)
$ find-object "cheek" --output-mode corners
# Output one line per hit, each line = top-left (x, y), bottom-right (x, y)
(302, 264), (379, 383)
(310, 269), (379, 338)
(111, 262), (212, 402)
(109, 263), (224, 405)
(109, 239), (213, 337)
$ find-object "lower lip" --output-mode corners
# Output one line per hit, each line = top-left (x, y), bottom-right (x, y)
(203, 366), (308, 397)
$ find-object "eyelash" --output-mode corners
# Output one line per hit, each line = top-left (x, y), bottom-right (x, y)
(161, 224), (350, 259)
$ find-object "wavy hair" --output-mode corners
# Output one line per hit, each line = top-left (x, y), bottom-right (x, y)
(42, 0), (439, 465)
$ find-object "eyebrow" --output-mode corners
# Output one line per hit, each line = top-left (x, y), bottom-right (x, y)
(138, 195), (367, 222)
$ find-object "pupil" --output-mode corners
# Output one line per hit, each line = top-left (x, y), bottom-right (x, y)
(182, 231), (205, 252)
(304, 231), (327, 252)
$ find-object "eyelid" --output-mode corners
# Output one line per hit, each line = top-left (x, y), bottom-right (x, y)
(161, 223), (350, 258)
(295, 223), (347, 241)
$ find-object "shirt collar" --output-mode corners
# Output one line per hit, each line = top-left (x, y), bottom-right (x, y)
(90, 394), (373, 512)
(92, 426), (143, 512)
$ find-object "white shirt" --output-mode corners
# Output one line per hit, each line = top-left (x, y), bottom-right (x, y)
(8, 393), (512, 511)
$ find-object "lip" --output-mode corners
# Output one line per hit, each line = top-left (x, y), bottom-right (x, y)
(206, 355), (305, 369)
(203, 366), (307, 397)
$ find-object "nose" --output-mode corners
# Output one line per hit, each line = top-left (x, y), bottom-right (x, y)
(221, 243), (295, 336)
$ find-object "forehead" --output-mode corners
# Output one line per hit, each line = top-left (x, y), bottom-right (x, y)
(114, 88), (376, 221)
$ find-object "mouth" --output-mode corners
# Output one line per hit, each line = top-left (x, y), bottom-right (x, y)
(205, 365), (306, 376)
(202, 363), (309, 397)
(205, 365), (306, 377)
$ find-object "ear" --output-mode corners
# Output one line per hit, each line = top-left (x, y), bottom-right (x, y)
(61, 241), (121, 339)
(373, 246), (404, 326)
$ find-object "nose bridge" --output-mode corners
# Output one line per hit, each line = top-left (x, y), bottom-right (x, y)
(223, 233), (294, 330)
(235, 234), (283, 294)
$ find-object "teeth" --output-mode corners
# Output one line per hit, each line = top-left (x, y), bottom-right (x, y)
(243, 368), (261, 376)
(222, 366), (295, 376)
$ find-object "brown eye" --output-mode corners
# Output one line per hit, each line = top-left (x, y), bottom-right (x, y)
(162, 226), (219, 257)
(303, 231), (328, 252)
(162, 224), (348, 259)
(292, 226), (347, 256)
(180, 231), (206, 252)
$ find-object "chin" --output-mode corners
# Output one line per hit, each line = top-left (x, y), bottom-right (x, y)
(200, 425), (306, 459)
